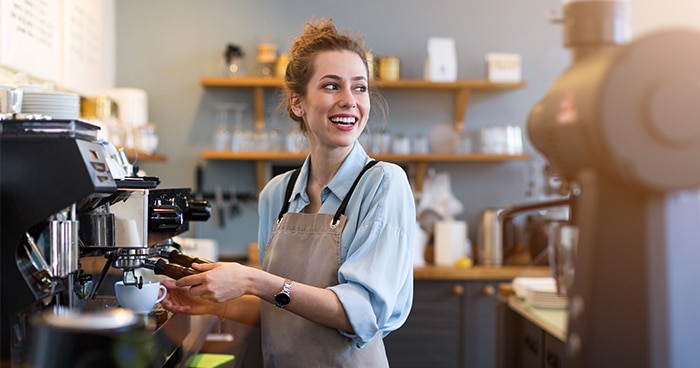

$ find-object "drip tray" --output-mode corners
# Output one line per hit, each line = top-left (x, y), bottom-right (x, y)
(82, 295), (172, 331)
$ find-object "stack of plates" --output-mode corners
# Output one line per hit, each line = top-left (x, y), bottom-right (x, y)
(513, 277), (568, 309)
(513, 277), (556, 298)
(525, 283), (568, 309)
(22, 91), (80, 120)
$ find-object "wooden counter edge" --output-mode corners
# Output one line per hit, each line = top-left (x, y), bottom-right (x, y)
(413, 265), (551, 280)
(508, 296), (568, 342)
(244, 243), (550, 280)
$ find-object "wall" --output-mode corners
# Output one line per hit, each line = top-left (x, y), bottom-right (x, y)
(113, 0), (570, 257)
(113, 0), (700, 258)
(632, 0), (700, 36)
(112, 0), (571, 257)
(0, 0), (114, 95)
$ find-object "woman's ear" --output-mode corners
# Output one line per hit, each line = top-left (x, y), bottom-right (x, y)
(290, 94), (304, 117)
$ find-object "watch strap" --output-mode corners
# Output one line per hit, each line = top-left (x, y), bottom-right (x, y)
(274, 278), (293, 308)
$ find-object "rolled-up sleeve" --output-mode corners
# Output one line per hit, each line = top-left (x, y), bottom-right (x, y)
(329, 163), (415, 348)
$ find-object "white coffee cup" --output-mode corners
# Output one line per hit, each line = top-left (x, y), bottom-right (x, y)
(114, 280), (167, 314)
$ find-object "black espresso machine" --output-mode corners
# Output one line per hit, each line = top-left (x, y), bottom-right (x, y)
(0, 118), (211, 367)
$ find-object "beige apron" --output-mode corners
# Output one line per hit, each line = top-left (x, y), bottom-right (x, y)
(260, 161), (388, 367)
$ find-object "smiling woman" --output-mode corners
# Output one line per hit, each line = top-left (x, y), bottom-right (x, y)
(160, 18), (416, 368)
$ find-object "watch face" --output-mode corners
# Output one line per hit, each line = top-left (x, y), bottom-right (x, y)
(275, 293), (290, 306)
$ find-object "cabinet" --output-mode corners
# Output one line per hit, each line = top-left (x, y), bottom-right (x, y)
(496, 298), (568, 368)
(200, 77), (528, 193)
(383, 279), (502, 368)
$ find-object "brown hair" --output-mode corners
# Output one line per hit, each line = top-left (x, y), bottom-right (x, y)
(282, 18), (383, 133)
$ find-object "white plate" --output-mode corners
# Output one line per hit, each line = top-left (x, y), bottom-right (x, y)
(512, 277), (557, 298)
(525, 284), (567, 309)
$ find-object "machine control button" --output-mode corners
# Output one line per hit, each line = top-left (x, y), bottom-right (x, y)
(90, 161), (107, 172)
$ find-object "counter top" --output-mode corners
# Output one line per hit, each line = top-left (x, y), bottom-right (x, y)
(178, 315), (219, 367)
(245, 243), (550, 281)
(414, 265), (551, 280)
(508, 296), (568, 341)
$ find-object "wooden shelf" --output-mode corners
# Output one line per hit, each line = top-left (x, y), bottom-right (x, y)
(199, 76), (529, 194)
(120, 148), (167, 162)
(201, 150), (529, 162)
(413, 265), (551, 280)
(201, 150), (529, 193)
(200, 76), (526, 90)
(200, 77), (526, 131)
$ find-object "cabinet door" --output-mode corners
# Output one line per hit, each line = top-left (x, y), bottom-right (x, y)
(384, 280), (463, 367)
(462, 281), (500, 368)
(500, 307), (542, 368)
(519, 314), (543, 368)
(542, 333), (567, 368)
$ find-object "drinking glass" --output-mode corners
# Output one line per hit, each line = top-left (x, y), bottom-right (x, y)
(230, 103), (248, 151)
(212, 103), (232, 151)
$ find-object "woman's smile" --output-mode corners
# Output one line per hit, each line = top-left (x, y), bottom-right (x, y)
(329, 114), (360, 130)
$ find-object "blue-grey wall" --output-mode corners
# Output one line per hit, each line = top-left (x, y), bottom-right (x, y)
(115, 0), (569, 257)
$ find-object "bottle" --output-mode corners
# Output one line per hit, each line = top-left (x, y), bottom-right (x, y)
(256, 43), (278, 77)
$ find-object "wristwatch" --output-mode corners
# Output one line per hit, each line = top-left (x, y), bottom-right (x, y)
(274, 279), (293, 308)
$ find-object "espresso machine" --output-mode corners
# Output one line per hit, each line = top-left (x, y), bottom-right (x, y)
(0, 118), (211, 367)
(527, 1), (700, 367)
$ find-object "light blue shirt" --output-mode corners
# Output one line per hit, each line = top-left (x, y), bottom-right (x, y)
(258, 142), (415, 348)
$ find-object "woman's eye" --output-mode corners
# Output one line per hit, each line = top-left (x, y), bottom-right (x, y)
(323, 83), (339, 90)
(354, 85), (367, 93)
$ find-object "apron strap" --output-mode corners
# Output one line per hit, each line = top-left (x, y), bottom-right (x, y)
(331, 160), (379, 227)
(276, 160), (379, 226)
(277, 167), (302, 223)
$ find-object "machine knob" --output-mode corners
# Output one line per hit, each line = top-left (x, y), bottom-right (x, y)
(185, 199), (211, 222)
(149, 204), (183, 231)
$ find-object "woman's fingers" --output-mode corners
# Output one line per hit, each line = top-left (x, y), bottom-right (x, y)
(191, 262), (219, 271)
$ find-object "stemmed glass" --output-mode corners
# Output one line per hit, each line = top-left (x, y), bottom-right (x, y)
(212, 103), (232, 151)
(230, 103), (248, 151)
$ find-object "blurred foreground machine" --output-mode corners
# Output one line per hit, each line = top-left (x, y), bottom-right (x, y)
(0, 119), (211, 367)
(527, 1), (700, 367)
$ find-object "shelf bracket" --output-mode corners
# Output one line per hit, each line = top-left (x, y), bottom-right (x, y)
(454, 88), (469, 132)
(254, 86), (265, 131)
(255, 160), (268, 193)
(413, 161), (428, 196)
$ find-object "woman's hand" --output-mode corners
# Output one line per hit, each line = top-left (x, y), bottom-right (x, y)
(160, 279), (219, 315)
(174, 262), (251, 303)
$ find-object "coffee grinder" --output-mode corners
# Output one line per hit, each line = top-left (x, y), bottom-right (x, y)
(527, 1), (700, 366)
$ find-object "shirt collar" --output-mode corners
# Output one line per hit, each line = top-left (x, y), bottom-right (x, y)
(292, 142), (371, 204)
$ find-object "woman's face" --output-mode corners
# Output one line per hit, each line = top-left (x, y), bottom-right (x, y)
(295, 50), (370, 153)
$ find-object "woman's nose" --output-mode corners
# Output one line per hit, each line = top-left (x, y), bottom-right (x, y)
(338, 88), (357, 108)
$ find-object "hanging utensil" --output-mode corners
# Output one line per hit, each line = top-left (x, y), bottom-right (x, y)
(229, 185), (241, 218)
(214, 185), (225, 228)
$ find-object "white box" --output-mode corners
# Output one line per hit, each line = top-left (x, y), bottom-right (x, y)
(434, 220), (468, 266)
(485, 53), (522, 82)
(425, 37), (458, 82)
